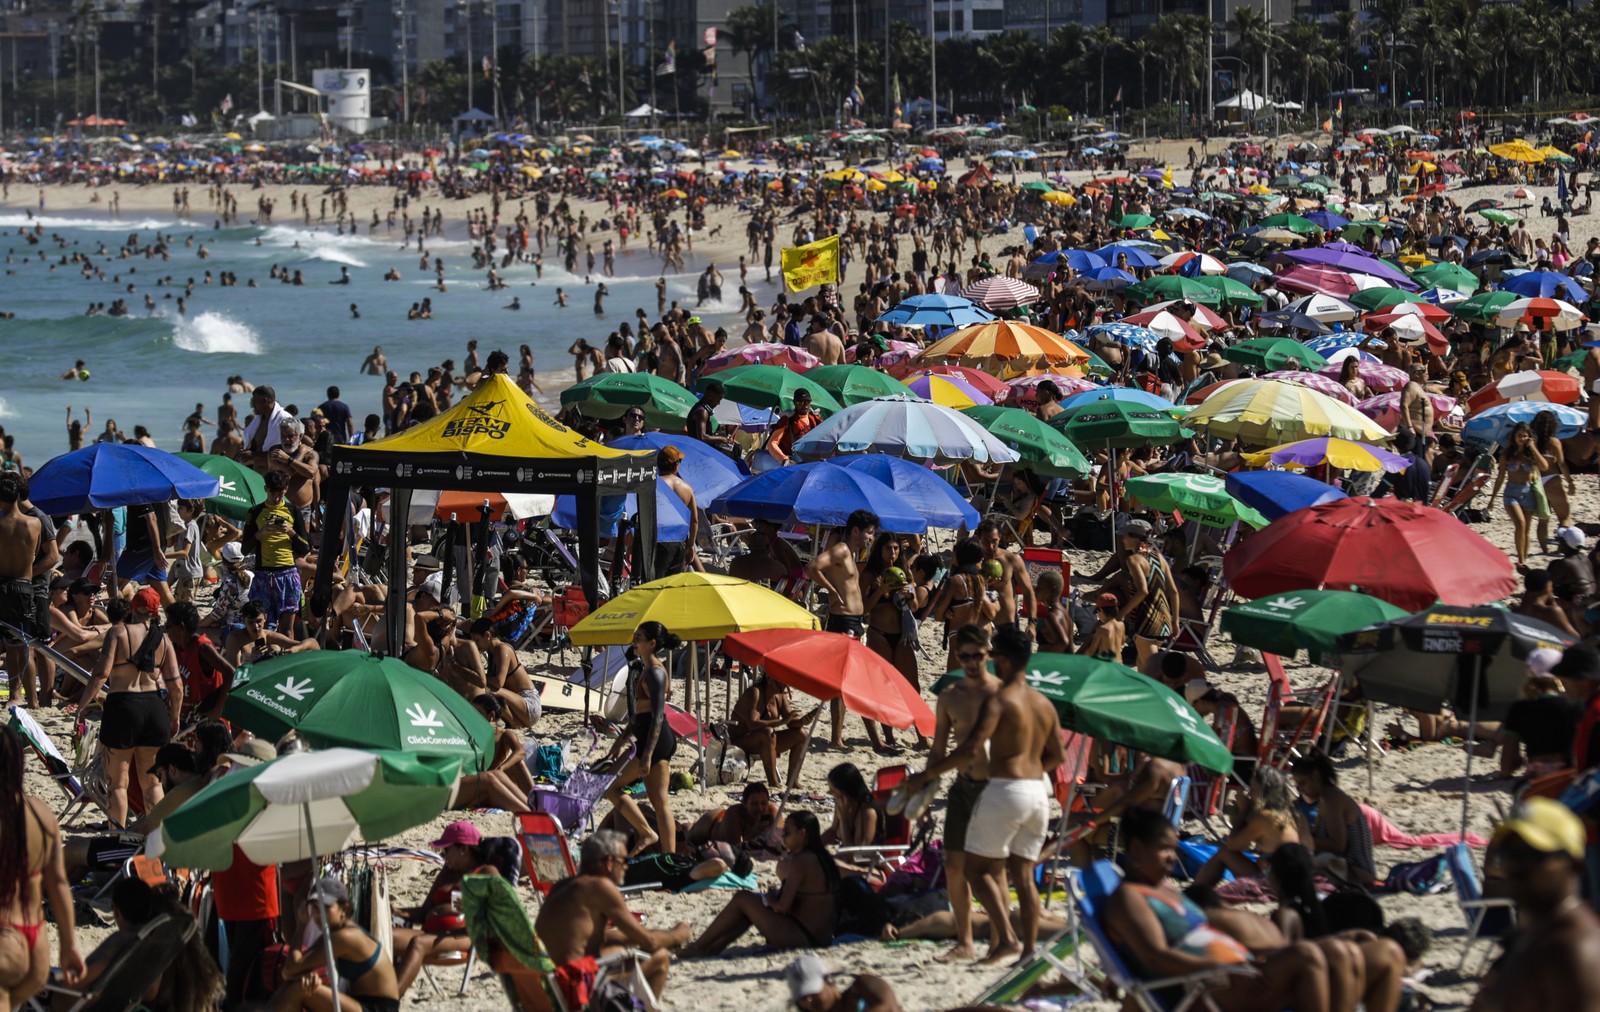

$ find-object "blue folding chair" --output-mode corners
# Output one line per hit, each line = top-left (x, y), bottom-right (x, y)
(1444, 841), (1514, 973)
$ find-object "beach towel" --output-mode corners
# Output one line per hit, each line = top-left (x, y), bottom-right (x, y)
(681, 871), (760, 893)
(1363, 804), (1488, 849)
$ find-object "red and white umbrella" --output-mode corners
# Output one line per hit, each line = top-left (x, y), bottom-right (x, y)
(1364, 312), (1448, 352)
(1464, 370), (1583, 414)
(1319, 359), (1409, 393)
(1376, 301), (1452, 324)
(1003, 373), (1102, 408)
(1262, 370), (1359, 405)
(1495, 297), (1588, 332)
(1276, 265), (1364, 298)
(1158, 251), (1228, 275)
(1131, 300), (1231, 332)
(1116, 309), (1207, 349)
(1357, 391), (1462, 431)
(959, 276), (1041, 311)
(701, 342), (821, 375)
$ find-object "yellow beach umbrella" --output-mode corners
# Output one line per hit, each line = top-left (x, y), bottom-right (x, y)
(1187, 379), (1391, 446)
(224, 132), (243, 140)
(824, 167), (867, 183)
(1488, 140), (1545, 163)
(569, 572), (819, 646)
(1041, 191), (1077, 206)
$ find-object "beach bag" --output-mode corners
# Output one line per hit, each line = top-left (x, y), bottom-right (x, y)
(588, 980), (645, 1012)
(1532, 476), (1553, 520)
(1380, 854), (1449, 895)
(835, 876), (894, 939)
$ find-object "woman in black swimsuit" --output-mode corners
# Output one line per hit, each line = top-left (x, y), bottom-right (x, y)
(602, 621), (680, 857)
(683, 811), (839, 955)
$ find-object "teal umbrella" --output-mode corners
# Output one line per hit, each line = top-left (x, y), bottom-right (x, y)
(704, 363), (845, 414)
(961, 405), (1091, 476)
(223, 652), (495, 772)
(1195, 275), (1265, 308)
(1049, 397), (1189, 449)
(560, 372), (698, 427)
(1220, 589), (1411, 661)
(174, 452), (267, 521)
(805, 364), (911, 406)
(1127, 275), (1221, 307)
(1223, 337), (1328, 371)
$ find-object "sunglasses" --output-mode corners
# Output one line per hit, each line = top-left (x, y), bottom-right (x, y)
(957, 651), (988, 661)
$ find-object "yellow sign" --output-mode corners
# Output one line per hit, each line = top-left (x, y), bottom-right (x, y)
(781, 234), (841, 293)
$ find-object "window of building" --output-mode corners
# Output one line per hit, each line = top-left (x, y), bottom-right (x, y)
(972, 8), (1003, 28)
(953, 9), (964, 29)
(934, 10), (949, 30)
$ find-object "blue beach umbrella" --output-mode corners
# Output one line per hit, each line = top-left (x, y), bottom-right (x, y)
(1059, 387), (1175, 413)
(1035, 249), (1108, 273)
(29, 444), (220, 516)
(1224, 470), (1348, 521)
(837, 454), (980, 528)
(1079, 266), (1140, 291)
(1094, 243), (1163, 269)
(1085, 322), (1160, 351)
(875, 293), (997, 329)
(1501, 270), (1589, 302)
(1463, 402), (1587, 447)
(551, 480), (692, 540)
(1304, 211), (1350, 231)
(709, 461), (928, 533)
(606, 433), (748, 501)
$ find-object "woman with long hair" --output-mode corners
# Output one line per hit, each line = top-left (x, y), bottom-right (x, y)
(272, 877), (399, 1012)
(1337, 356), (1369, 400)
(1531, 408), (1574, 553)
(1193, 766), (1308, 887)
(822, 763), (883, 848)
(1269, 843), (1407, 1012)
(1489, 421), (1547, 567)
(684, 811), (839, 956)
(602, 621), (681, 856)
(0, 729), (84, 1010)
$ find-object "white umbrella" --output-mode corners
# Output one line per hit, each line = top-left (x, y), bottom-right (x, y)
(1283, 292), (1361, 322)
(793, 395), (1021, 464)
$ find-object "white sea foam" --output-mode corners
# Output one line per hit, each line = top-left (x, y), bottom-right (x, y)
(172, 311), (262, 354)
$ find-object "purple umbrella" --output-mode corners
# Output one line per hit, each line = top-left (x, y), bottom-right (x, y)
(1274, 249), (1418, 290)
(1254, 437), (1410, 473)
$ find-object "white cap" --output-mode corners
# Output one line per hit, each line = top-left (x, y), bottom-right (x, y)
(420, 571), (443, 600)
(219, 541), (245, 563)
(1558, 527), (1587, 550)
(1528, 647), (1565, 677)
(784, 955), (830, 1002)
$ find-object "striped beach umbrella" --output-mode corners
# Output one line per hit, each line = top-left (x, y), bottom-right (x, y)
(1187, 379), (1391, 445)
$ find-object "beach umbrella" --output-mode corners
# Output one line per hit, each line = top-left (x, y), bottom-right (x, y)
(1223, 497), (1518, 611)
(1356, 392), (1461, 430)
(223, 653), (495, 771)
(1228, 262), (1275, 284)
(1377, 300), (1453, 323)
(551, 479), (692, 541)
(1407, 262), (1479, 295)
(1077, 266), (1141, 291)
(960, 276), (1041, 311)
(1115, 213), (1157, 229)
(1159, 251), (1228, 275)
(1304, 332), (1380, 358)
(1282, 293), (1361, 322)
(703, 364), (844, 415)
(1049, 396), (1188, 449)
(919, 322), (1090, 372)
(1317, 359), (1408, 393)
(1276, 249), (1417, 289)
(173, 452), (266, 521)
(1033, 250), (1106, 273)
(1107, 311), (1204, 348)
(895, 365), (1011, 398)
(836, 454), (982, 527)
(1450, 290), (1520, 324)
(1124, 473), (1269, 528)
(1224, 470), (1348, 521)
(1464, 371), (1583, 414)
(724, 630), (935, 736)
(1495, 297), (1587, 331)
(29, 443), (221, 516)
(1095, 243), (1164, 269)
(1487, 140), (1545, 163)
(1363, 312), (1448, 353)
(569, 572), (819, 646)
(607, 433), (748, 501)
(959, 406), (1092, 477)
(1348, 287), (1427, 312)
(1127, 274), (1220, 307)
(1256, 311), (1333, 335)
(710, 460), (928, 532)
(700, 342), (821, 376)
(1304, 211), (1351, 231)
(875, 293), (997, 329)
(1085, 321), (1161, 351)
(1222, 589), (1410, 661)
(1260, 371), (1359, 405)
(1002, 374), (1101, 408)
(793, 395), (1020, 464)
(1259, 213), (1322, 235)
(1223, 337), (1329, 371)
(1194, 275), (1265, 308)
(1501, 270), (1589, 302)
(900, 373), (988, 408)
(560, 372), (697, 425)
(1024, 654), (1233, 773)
(1132, 301), (1232, 332)
(1188, 380), (1390, 445)
(1059, 387), (1177, 414)
(805, 364), (913, 406)
(1241, 437), (1409, 473)
(1461, 401), (1587, 446)
(1276, 266), (1364, 299)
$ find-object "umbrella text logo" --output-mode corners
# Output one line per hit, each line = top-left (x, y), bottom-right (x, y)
(1265, 595), (1307, 611)
(406, 703), (445, 735)
(275, 676), (315, 701)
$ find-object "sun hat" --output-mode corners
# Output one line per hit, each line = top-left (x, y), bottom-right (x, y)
(219, 541), (246, 564)
(1492, 797), (1585, 860)
(1527, 647), (1564, 677)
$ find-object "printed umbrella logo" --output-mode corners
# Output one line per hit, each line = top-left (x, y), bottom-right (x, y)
(406, 703), (445, 736)
(1265, 595), (1307, 612)
(275, 676), (315, 701)
(217, 478), (238, 494)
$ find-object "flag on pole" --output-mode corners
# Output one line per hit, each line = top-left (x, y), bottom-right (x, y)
(849, 83), (865, 109)
(781, 234), (842, 292)
(656, 39), (676, 75)
(220, 93), (233, 113)
(482, 54), (492, 78)
(1113, 86), (1122, 104)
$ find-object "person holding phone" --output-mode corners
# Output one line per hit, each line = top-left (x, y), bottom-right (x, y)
(240, 469), (312, 636)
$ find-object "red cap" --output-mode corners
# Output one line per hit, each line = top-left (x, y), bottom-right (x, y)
(429, 820), (482, 850)
(131, 587), (162, 614)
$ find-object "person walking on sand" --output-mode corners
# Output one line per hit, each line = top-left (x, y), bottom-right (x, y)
(601, 622), (682, 857)
(900, 627), (1064, 965)
(806, 510), (880, 749)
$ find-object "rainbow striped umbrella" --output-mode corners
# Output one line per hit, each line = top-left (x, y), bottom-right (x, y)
(903, 372), (993, 408)
(1187, 380), (1392, 446)
(1241, 437), (1410, 473)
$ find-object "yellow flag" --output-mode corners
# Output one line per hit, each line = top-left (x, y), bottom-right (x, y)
(1161, 165), (1174, 190)
(781, 234), (841, 293)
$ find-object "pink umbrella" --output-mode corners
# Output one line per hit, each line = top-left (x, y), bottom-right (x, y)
(701, 342), (821, 376)
(1319, 359), (1408, 393)
(1276, 265), (1363, 297)
(1003, 374), (1101, 408)
(1262, 370), (1359, 405)
(1127, 301), (1231, 332)
(847, 339), (919, 363)
(960, 276), (1042, 311)
(1357, 391), (1462, 431)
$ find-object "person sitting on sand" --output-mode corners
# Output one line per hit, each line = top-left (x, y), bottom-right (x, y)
(683, 811), (839, 956)
(391, 822), (511, 997)
(784, 954), (903, 1012)
(271, 876), (400, 1012)
(534, 830), (689, 1010)
(1192, 766), (1309, 888)
(686, 781), (780, 851)
(1291, 751), (1377, 888)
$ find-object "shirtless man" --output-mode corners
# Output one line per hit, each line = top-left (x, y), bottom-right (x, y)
(804, 316), (846, 365)
(901, 627), (1065, 964)
(222, 601), (318, 665)
(359, 345), (387, 375)
(926, 624), (1003, 963)
(1470, 798), (1600, 1012)
(1585, 339), (1600, 431)
(535, 830), (690, 1008)
(975, 520), (1036, 638)
(656, 447), (703, 577)
(0, 473), (42, 703)
(269, 417), (320, 522)
(238, 385), (289, 471)
(80, 588), (182, 828)
(728, 520), (805, 591)
(1396, 364), (1434, 454)
(805, 510), (880, 748)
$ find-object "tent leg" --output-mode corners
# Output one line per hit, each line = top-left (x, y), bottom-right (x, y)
(636, 479), (659, 591)
(309, 481), (350, 626)
(576, 489), (601, 610)
(384, 487), (414, 655)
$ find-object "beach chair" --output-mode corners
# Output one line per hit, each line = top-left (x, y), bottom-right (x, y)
(1071, 861), (1252, 1012)
(35, 910), (196, 1012)
(527, 753), (628, 842)
(837, 764), (918, 870)
(1186, 705), (1237, 831)
(518, 811), (579, 901)
(1258, 654), (1334, 768)
(1445, 841), (1514, 974)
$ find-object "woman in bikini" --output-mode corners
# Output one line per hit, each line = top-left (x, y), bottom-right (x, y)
(863, 542), (923, 751)
(602, 622), (680, 857)
(0, 729), (85, 1010)
(1193, 766), (1310, 887)
(273, 877), (401, 1012)
(684, 811), (839, 956)
(931, 540), (997, 671)
(466, 618), (541, 730)
(821, 763), (883, 850)
(1076, 592), (1126, 661)
(1109, 522), (1179, 667)
(1489, 421), (1548, 568)
(1532, 409), (1575, 554)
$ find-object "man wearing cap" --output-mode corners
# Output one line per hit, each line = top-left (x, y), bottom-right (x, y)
(1552, 528), (1596, 624)
(64, 742), (205, 879)
(655, 447), (702, 578)
(784, 954), (903, 1012)
(535, 829), (690, 1008)
(1471, 798), (1600, 1012)
(754, 387), (823, 473)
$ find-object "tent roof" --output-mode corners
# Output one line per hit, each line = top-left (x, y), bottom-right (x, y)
(625, 103), (659, 117)
(1216, 89), (1270, 110)
(331, 374), (655, 494)
(456, 108), (496, 121)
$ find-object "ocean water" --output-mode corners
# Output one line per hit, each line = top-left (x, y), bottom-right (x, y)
(0, 213), (736, 465)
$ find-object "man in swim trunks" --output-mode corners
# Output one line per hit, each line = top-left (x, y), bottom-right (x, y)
(535, 829), (690, 1008)
(902, 626), (1064, 965)
(806, 510), (879, 747)
(243, 469), (311, 634)
(0, 472), (42, 709)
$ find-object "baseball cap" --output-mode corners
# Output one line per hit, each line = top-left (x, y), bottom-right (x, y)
(784, 954), (830, 1002)
(309, 876), (349, 906)
(1095, 592), (1120, 609)
(222, 738), (278, 767)
(131, 587), (161, 613)
(1558, 527), (1586, 550)
(1527, 647), (1564, 677)
(1492, 797), (1585, 861)
(658, 445), (684, 467)
(430, 820), (483, 850)
(219, 541), (245, 564)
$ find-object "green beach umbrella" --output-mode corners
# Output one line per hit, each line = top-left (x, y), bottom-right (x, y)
(174, 452), (266, 521)
(1220, 589), (1411, 662)
(1259, 213), (1322, 235)
(1452, 290), (1520, 324)
(1478, 208), (1519, 225)
(1348, 287), (1427, 312)
(1410, 261), (1479, 295)
(805, 364), (912, 406)
(1022, 180), (1058, 193)
(1116, 213), (1156, 229)
(1026, 654), (1234, 773)
(1195, 275), (1266, 308)
(1128, 275), (1221, 307)
(705, 363), (845, 414)
(1223, 337), (1329, 371)
(1049, 397), (1189, 449)
(223, 652), (495, 772)
(1341, 220), (1390, 242)
(561, 372), (698, 427)
(1124, 472), (1269, 529)
(961, 405), (1091, 476)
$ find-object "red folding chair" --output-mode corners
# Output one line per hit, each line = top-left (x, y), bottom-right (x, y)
(517, 811), (577, 903)
(1259, 653), (1335, 768)
(1187, 703), (1237, 833)
(838, 765), (915, 869)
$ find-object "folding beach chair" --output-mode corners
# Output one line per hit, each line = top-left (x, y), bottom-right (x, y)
(34, 911), (196, 1012)
(1258, 653), (1334, 768)
(527, 752), (629, 843)
(519, 811), (580, 902)
(836, 764), (920, 871)
(1070, 861), (1254, 1012)
(1445, 841), (1514, 974)
(1186, 704), (1237, 832)
(6, 704), (104, 826)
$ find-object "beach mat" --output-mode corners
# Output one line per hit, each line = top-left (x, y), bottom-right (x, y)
(968, 928), (1089, 1007)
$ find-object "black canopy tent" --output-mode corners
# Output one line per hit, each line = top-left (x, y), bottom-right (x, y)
(308, 375), (658, 649)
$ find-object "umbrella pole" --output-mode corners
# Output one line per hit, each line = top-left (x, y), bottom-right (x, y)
(1459, 656), (1484, 841)
(777, 706), (827, 817)
(305, 801), (340, 998)
(1321, 668), (1344, 754)
(699, 641), (709, 794)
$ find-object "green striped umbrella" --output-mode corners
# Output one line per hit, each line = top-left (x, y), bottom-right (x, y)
(1258, 212), (1322, 235)
(961, 405), (1091, 476)
(224, 652), (495, 772)
(1451, 290), (1520, 324)
(1195, 275), (1265, 308)
(805, 364), (912, 406)
(174, 452), (266, 521)
(1348, 287), (1427, 312)
(1222, 337), (1328, 371)
(1220, 589), (1411, 662)
(706, 364), (843, 414)
(560, 372), (698, 427)
(1127, 275), (1220, 307)
(1124, 472), (1269, 529)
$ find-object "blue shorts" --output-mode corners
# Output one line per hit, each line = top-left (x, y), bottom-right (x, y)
(117, 549), (168, 584)
(248, 566), (303, 620)
(1503, 483), (1535, 511)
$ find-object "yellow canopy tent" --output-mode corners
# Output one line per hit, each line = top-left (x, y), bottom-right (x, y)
(313, 374), (657, 644)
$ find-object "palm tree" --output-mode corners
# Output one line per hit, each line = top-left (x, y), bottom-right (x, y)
(1148, 14), (1207, 113)
(723, 5), (773, 109)
(1087, 24), (1120, 114)
(1367, 0), (1411, 105)
(1226, 7), (1271, 95)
